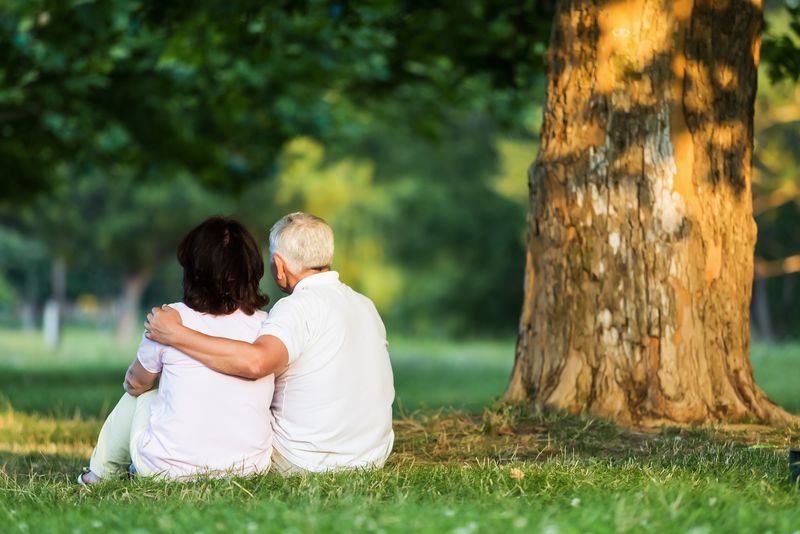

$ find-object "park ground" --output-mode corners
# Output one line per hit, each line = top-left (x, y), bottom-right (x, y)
(2, 329), (800, 533)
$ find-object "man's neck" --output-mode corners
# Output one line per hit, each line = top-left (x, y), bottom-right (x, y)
(285, 267), (331, 293)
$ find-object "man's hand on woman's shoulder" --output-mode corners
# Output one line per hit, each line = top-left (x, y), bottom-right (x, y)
(144, 304), (183, 345)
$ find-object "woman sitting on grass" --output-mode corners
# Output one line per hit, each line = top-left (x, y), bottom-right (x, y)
(78, 217), (273, 484)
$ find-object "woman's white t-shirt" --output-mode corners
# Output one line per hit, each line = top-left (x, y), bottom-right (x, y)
(134, 303), (273, 479)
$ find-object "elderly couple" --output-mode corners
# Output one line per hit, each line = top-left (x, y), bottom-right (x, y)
(78, 213), (394, 483)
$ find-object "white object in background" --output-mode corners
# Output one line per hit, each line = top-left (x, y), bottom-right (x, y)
(43, 299), (60, 350)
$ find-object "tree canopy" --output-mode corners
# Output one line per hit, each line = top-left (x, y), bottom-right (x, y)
(0, 0), (550, 203)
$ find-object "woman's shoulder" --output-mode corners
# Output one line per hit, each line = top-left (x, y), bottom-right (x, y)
(169, 303), (266, 332)
(169, 302), (198, 322)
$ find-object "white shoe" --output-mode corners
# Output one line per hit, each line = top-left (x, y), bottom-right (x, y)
(76, 467), (100, 485)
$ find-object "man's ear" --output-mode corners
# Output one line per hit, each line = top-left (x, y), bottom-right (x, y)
(273, 253), (287, 280)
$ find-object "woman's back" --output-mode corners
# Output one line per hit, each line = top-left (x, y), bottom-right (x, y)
(134, 303), (272, 478)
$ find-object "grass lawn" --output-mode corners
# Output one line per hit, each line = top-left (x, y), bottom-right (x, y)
(2, 328), (800, 532)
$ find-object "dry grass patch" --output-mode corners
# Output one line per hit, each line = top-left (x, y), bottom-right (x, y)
(392, 405), (800, 468)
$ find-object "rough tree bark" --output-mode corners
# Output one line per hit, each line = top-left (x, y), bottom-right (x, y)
(507, 0), (793, 425)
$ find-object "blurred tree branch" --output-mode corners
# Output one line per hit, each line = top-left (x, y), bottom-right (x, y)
(755, 254), (800, 278)
(753, 185), (800, 215)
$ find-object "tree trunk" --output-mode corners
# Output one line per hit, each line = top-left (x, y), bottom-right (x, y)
(507, 0), (792, 425)
(115, 271), (151, 343)
(20, 270), (38, 332)
(52, 256), (67, 306)
(44, 257), (67, 349)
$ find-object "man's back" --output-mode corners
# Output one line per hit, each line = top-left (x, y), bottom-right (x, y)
(259, 271), (394, 471)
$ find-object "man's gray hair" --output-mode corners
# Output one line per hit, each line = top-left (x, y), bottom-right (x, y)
(269, 212), (334, 273)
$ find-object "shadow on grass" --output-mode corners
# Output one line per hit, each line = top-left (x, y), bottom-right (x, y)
(391, 405), (800, 479)
(3, 406), (797, 489)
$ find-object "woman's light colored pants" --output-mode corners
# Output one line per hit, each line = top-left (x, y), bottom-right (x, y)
(89, 390), (307, 479)
(89, 391), (157, 479)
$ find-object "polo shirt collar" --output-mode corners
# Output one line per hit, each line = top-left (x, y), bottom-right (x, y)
(294, 271), (340, 291)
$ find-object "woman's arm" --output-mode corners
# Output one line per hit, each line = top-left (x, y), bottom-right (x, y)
(144, 306), (288, 379)
(124, 359), (159, 397)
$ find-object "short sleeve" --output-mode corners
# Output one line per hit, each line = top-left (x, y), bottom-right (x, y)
(257, 297), (306, 364)
(136, 333), (165, 373)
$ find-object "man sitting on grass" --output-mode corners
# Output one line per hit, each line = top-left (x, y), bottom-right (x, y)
(146, 212), (395, 475)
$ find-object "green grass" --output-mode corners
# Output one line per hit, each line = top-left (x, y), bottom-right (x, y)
(0, 330), (515, 418)
(2, 328), (800, 533)
(752, 342), (800, 415)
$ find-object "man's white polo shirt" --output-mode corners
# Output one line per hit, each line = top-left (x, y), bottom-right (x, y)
(257, 271), (395, 472)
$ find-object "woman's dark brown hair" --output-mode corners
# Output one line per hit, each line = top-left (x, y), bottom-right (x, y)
(177, 217), (269, 315)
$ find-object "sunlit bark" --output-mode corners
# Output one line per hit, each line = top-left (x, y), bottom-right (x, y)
(508, 0), (793, 425)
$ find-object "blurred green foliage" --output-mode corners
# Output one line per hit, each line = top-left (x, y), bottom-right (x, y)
(0, 0), (550, 202)
(0, 0), (548, 337)
(273, 127), (533, 335)
(1, 2), (800, 339)
(763, 4), (800, 82)
(751, 4), (800, 340)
